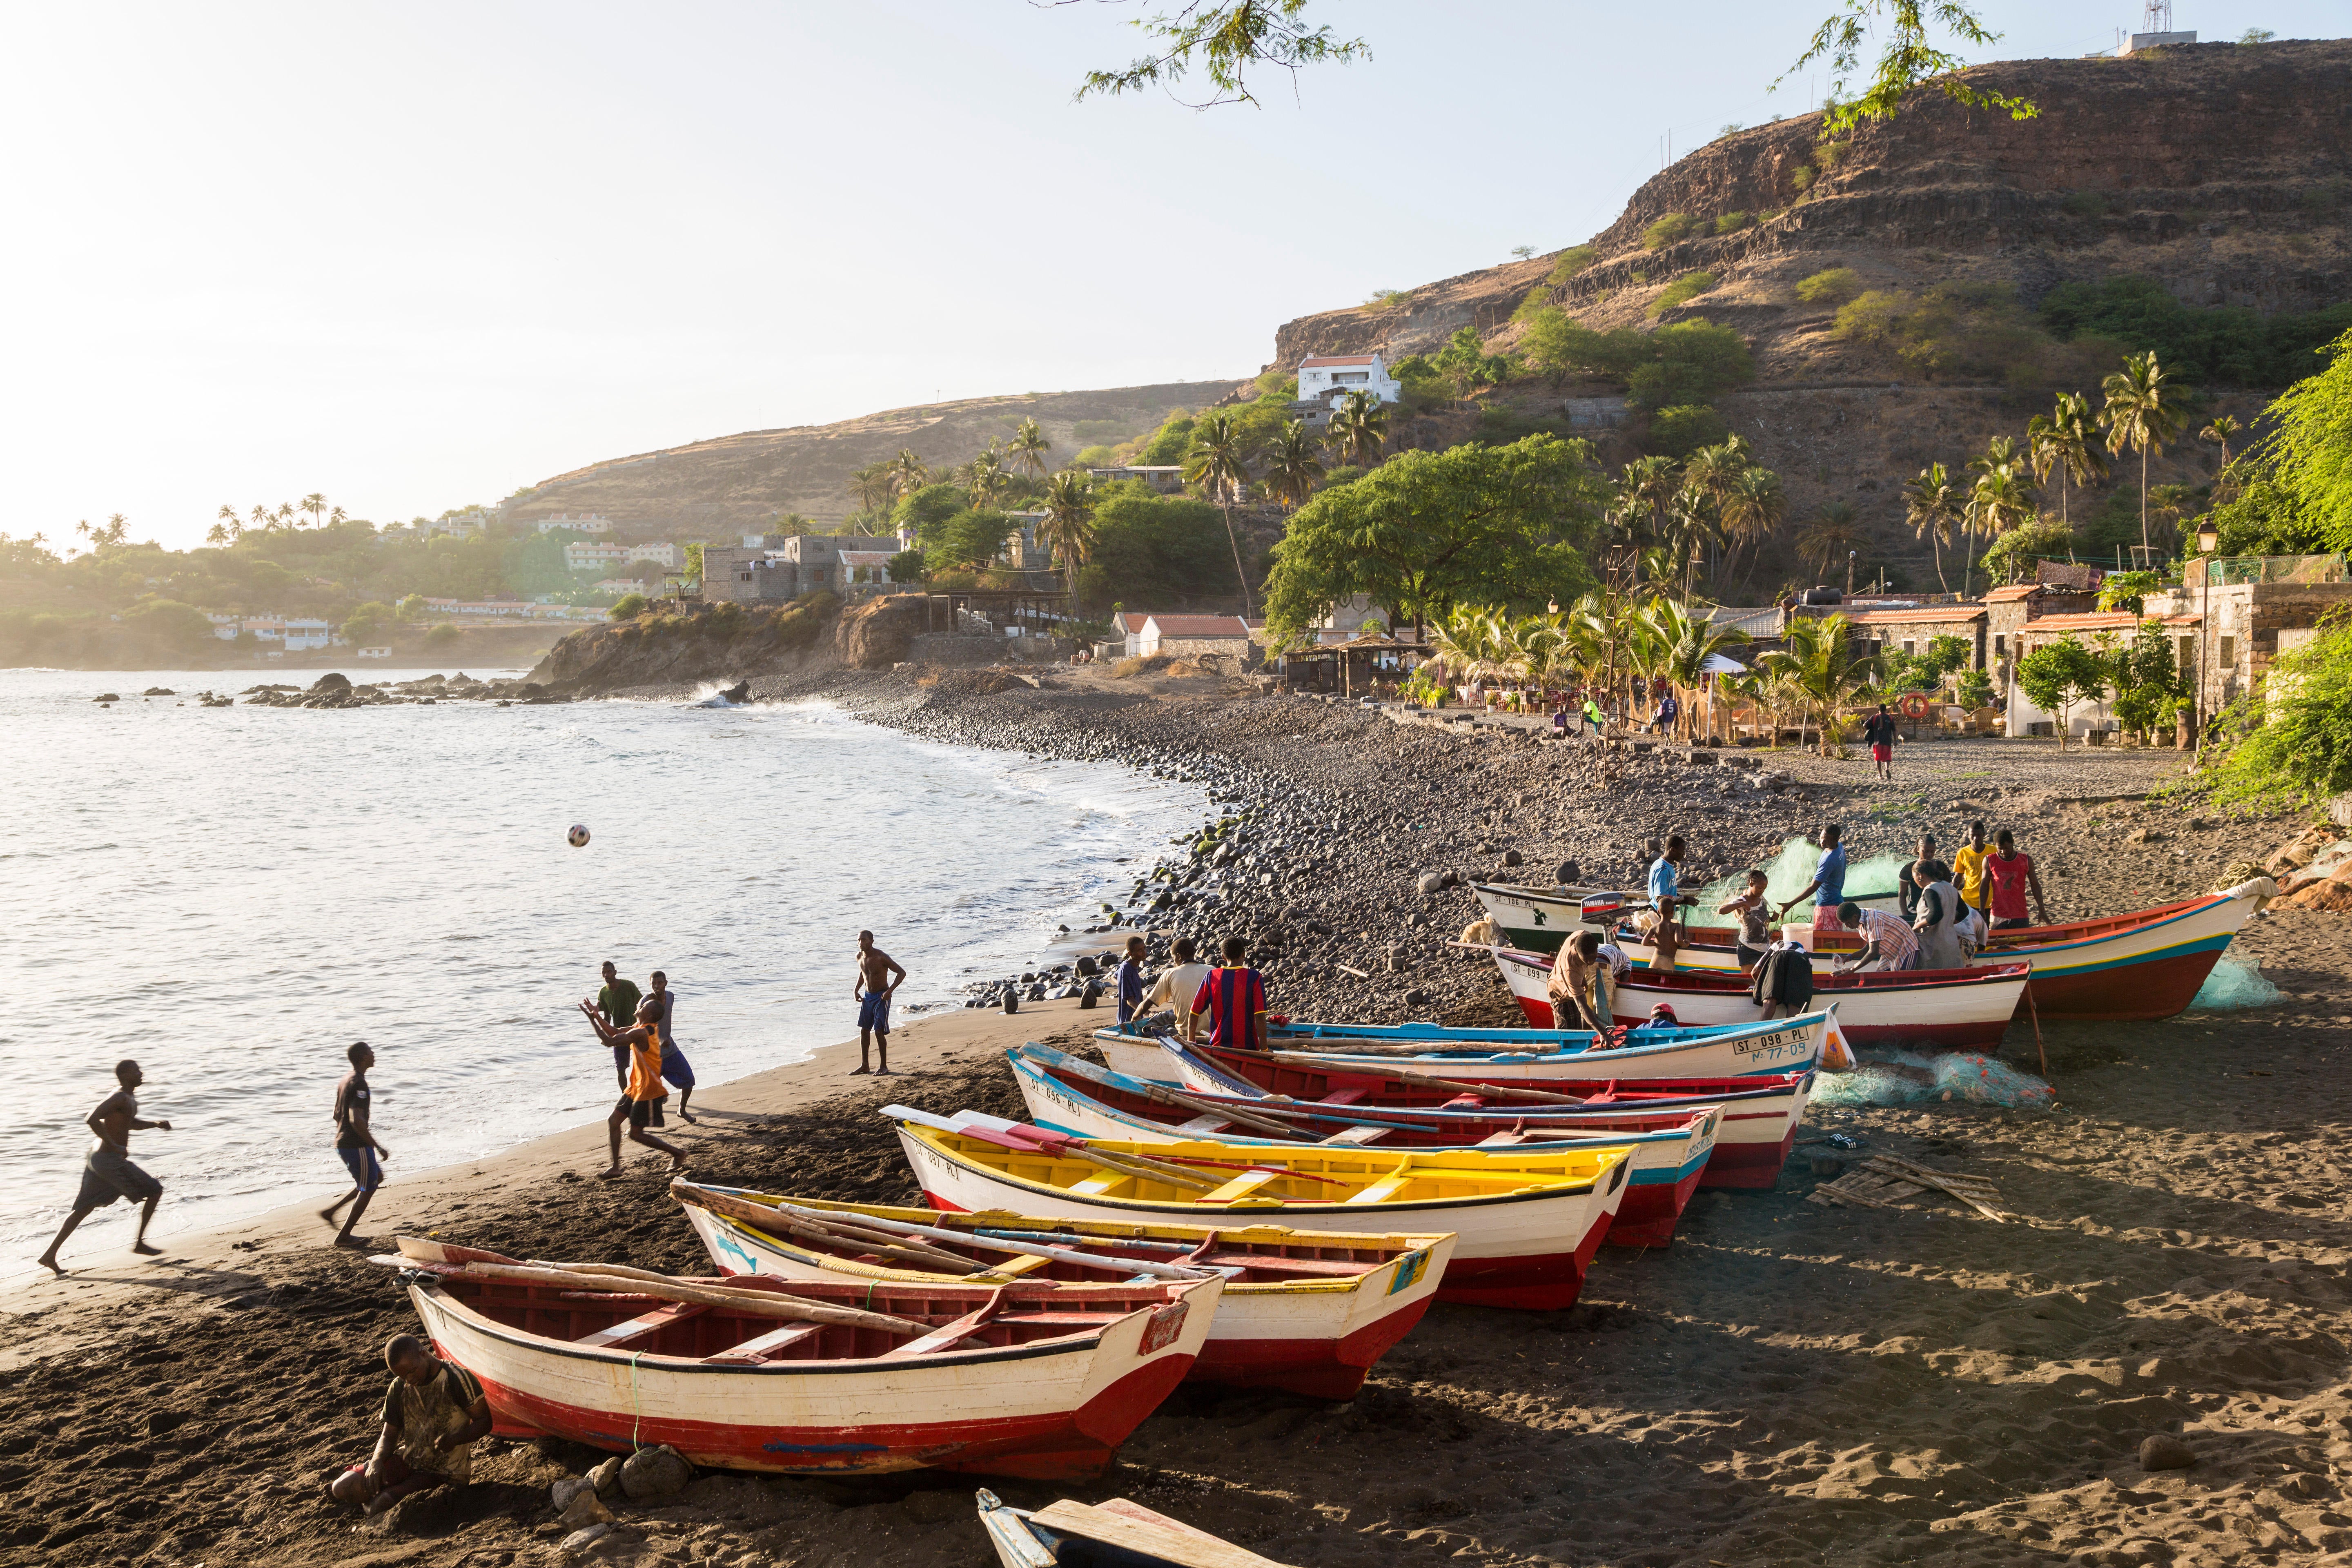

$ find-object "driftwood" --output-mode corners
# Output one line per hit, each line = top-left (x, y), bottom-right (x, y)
(1809, 1154), (2011, 1223)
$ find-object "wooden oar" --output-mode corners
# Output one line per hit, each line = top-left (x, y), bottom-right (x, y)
(672, 1185), (984, 1274)
(1264, 1052), (1598, 1106)
(452, 1259), (931, 1335)
(1044, 1054), (1301, 1138)
(676, 1183), (1211, 1281)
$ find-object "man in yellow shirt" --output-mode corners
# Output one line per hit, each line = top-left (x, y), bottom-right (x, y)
(1951, 820), (1994, 922)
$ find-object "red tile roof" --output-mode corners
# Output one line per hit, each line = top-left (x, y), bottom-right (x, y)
(1844, 607), (1987, 626)
(2023, 611), (2201, 633)
(1299, 355), (1376, 367)
(1145, 615), (1252, 637)
(1984, 586), (2040, 601)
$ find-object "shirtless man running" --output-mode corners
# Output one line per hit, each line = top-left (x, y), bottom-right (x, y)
(852, 929), (906, 1076)
(38, 1060), (172, 1275)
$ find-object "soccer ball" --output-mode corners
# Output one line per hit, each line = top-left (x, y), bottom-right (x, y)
(567, 824), (590, 847)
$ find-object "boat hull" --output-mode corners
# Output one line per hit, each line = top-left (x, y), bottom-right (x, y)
(898, 1128), (1628, 1312)
(1010, 1050), (1719, 1248)
(1493, 949), (2026, 1049)
(1471, 880), (1898, 954)
(407, 1274), (1219, 1481)
(680, 1201), (1451, 1401)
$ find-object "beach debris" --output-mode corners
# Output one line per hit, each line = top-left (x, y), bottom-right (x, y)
(588, 1455), (625, 1496)
(2139, 1434), (2198, 1472)
(559, 1521), (615, 1557)
(559, 1487), (616, 1528)
(552, 1476), (598, 1511)
(1809, 1153), (2012, 1222)
(1812, 1049), (2056, 1110)
(621, 1443), (693, 1503)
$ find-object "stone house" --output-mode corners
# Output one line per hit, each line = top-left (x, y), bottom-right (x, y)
(1841, 605), (1989, 673)
(2144, 554), (2352, 724)
(2005, 608), (2201, 739)
(701, 534), (901, 603)
(1138, 615), (1254, 661)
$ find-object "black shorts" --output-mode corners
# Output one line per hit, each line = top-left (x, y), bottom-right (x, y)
(1993, 917), (2031, 929)
(615, 1095), (655, 1129)
(1736, 942), (1768, 971)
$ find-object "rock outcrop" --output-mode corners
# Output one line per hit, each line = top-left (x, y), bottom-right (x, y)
(526, 596), (844, 693)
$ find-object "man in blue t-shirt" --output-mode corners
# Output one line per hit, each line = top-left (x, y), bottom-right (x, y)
(1646, 835), (1691, 969)
(1114, 935), (1147, 1026)
(1777, 823), (1849, 929)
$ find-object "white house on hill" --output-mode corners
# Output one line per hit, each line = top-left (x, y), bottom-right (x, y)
(1294, 353), (1401, 425)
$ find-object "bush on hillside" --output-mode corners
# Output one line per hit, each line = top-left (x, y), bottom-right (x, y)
(886, 548), (929, 584)
(2039, 274), (2352, 388)
(1978, 516), (2075, 584)
(1139, 414), (1196, 465)
(341, 601), (395, 645)
(608, 593), (648, 619)
(1642, 214), (1699, 250)
(1714, 212), (1753, 234)
(121, 598), (213, 649)
(1627, 320), (1754, 409)
(1644, 405), (1733, 459)
(1834, 281), (2093, 388)
(1546, 245), (1598, 284)
(1647, 270), (1718, 320)
(893, 483), (966, 547)
(1071, 490), (1238, 609)
(2201, 609), (2352, 809)
(1795, 267), (1862, 305)
(426, 622), (460, 646)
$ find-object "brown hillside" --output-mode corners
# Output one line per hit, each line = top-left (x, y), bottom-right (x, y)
(1271, 38), (2352, 588)
(504, 380), (1246, 539)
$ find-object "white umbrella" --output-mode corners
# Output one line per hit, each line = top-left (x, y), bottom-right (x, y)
(1699, 652), (1748, 675)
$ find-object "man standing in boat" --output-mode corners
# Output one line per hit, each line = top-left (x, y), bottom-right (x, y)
(1189, 935), (1269, 1051)
(853, 930), (906, 1075)
(1777, 823), (1848, 931)
(36, 1060), (172, 1276)
(1984, 828), (2049, 929)
(328, 1334), (492, 1515)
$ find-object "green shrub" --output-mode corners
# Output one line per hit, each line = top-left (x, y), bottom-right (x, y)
(1138, 415), (1196, 465)
(2201, 608), (2352, 808)
(885, 548), (928, 584)
(893, 482), (966, 546)
(1791, 165), (1816, 192)
(1627, 319), (1755, 409)
(1546, 245), (1598, 284)
(1071, 444), (1116, 468)
(425, 622), (460, 646)
(1511, 286), (1553, 324)
(1795, 267), (1861, 305)
(1361, 289), (1412, 312)
(2062, 191), (2110, 218)
(1646, 270), (1717, 320)
(1641, 214), (1699, 251)
(1832, 281), (2053, 383)
(121, 598), (213, 649)
(1645, 404), (1733, 459)
(2039, 274), (2352, 388)
(608, 593), (648, 620)
(1714, 211), (1753, 234)
(1978, 516), (2075, 584)
(1956, 669), (1996, 709)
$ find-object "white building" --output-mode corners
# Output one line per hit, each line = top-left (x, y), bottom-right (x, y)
(565, 541), (631, 574)
(357, 646), (392, 659)
(422, 506), (494, 539)
(536, 513), (615, 535)
(240, 617), (284, 643)
(282, 618), (332, 651)
(1295, 353), (1402, 421)
(209, 613), (241, 641)
(625, 541), (679, 569)
(1086, 465), (1186, 494)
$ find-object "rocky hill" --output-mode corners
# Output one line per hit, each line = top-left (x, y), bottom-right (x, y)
(1274, 38), (2352, 587)
(503, 380), (1244, 539)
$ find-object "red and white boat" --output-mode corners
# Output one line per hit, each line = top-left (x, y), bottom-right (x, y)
(892, 1115), (1632, 1312)
(1009, 1044), (1724, 1247)
(1604, 882), (2270, 1022)
(378, 1239), (1219, 1481)
(671, 1181), (1452, 1400)
(1492, 947), (2029, 1049)
(1143, 1044), (1819, 1194)
(1096, 1009), (1831, 1087)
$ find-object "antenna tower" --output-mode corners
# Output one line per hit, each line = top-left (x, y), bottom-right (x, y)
(2140, 1), (2173, 30)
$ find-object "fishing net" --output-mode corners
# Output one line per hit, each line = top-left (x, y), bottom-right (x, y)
(1697, 837), (1912, 919)
(1813, 1048), (2058, 1110)
(2188, 958), (2283, 1011)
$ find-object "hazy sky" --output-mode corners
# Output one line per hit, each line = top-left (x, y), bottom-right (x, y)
(3, 2), (2339, 549)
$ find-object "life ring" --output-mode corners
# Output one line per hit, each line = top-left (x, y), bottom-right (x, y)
(1898, 692), (1933, 719)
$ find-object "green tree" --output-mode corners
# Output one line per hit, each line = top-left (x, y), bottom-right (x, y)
(886, 448), (930, 508)
(1183, 409), (1257, 617)
(608, 593), (649, 620)
(396, 593), (430, 621)
(426, 622), (461, 646)
(2016, 635), (2108, 749)
(1628, 321), (1755, 410)
(341, 600), (395, 644)
(1717, 465), (1788, 590)
(1261, 420), (1325, 511)
(966, 444), (1012, 509)
(1432, 326), (1512, 394)
(1644, 405), (1731, 460)
(121, 598), (213, 650)
(1782, 2), (2036, 136)
(885, 548), (929, 584)
(1794, 501), (1860, 578)
(1965, 439), (2038, 582)
(2207, 329), (2352, 554)
(1072, 0), (1368, 107)
(1323, 390), (1388, 468)
(1262, 435), (1604, 640)
(1758, 612), (1882, 754)
(1647, 597), (1752, 742)
(847, 460), (895, 520)
(1076, 488), (1237, 608)
(937, 508), (1012, 572)
(1008, 417), (1051, 479)
(2026, 391), (2107, 526)
(1039, 470), (1098, 595)
(1903, 463), (1962, 593)
(894, 482), (967, 549)
(2202, 608), (2352, 809)
(2100, 350), (2187, 559)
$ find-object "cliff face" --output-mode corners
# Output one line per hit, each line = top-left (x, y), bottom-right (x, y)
(504, 380), (1245, 541)
(1270, 39), (2351, 588)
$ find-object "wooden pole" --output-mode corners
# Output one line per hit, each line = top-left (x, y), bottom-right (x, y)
(2025, 979), (2048, 1078)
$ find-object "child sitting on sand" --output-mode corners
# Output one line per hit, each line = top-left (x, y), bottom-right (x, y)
(329, 1335), (491, 1515)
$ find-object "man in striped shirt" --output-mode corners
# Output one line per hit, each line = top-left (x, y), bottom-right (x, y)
(1189, 936), (1269, 1051)
(1837, 900), (1918, 972)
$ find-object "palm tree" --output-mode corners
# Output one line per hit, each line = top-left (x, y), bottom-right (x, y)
(249, 504), (271, 533)
(1716, 466), (1787, 591)
(328, 506), (347, 528)
(274, 502), (296, 530)
(2198, 414), (2241, 467)
(216, 503), (243, 541)
(1323, 390), (1388, 468)
(966, 444), (1011, 509)
(1903, 463), (1962, 594)
(1183, 410), (1256, 617)
(2100, 350), (2186, 559)
(1618, 455), (1680, 546)
(1261, 420), (1325, 511)
(1763, 612), (1881, 755)
(1039, 470), (1098, 600)
(205, 521), (229, 546)
(886, 448), (929, 508)
(1665, 486), (1722, 601)
(2027, 392), (2106, 526)
(1794, 502), (1860, 578)
(1646, 597), (1751, 742)
(301, 492), (328, 529)
(1007, 418), (1051, 479)
(848, 460), (895, 520)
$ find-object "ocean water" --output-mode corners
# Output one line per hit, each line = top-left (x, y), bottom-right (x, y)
(0, 669), (1205, 1277)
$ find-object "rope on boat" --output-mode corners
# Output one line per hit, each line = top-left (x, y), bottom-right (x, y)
(629, 1352), (646, 1452)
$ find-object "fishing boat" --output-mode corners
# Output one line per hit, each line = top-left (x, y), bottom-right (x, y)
(374, 1238), (1220, 1481)
(1008, 1045), (1720, 1247)
(889, 1111), (1633, 1311)
(1097, 1008), (1831, 1086)
(670, 1180), (1453, 1400)
(978, 1489), (1298, 1568)
(1147, 1040), (1816, 1192)
(1599, 882), (2269, 1021)
(1490, 946), (2030, 1047)
(1470, 878), (1902, 954)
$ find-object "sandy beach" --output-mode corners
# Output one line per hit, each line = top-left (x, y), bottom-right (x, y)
(4, 682), (2346, 1568)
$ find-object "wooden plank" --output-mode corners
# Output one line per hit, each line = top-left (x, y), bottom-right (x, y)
(1029, 1500), (1297, 1568)
(576, 1301), (706, 1350)
(1319, 1125), (1391, 1146)
(704, 1321), (825, 1363)
(1176, 1113), (1234, 1134)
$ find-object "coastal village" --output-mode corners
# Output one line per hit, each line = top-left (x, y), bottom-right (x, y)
(11, 17), (2352, 1568)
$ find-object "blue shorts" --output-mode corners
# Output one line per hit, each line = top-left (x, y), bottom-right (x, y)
(660, 1042), (695, 1089)
(339, 1145), (382, 1193)
(858, 991), (891, 1035)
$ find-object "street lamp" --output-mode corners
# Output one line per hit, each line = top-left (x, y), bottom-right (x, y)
(1846, 549), (1858, 595)
(2194, 519), (2219, 756)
